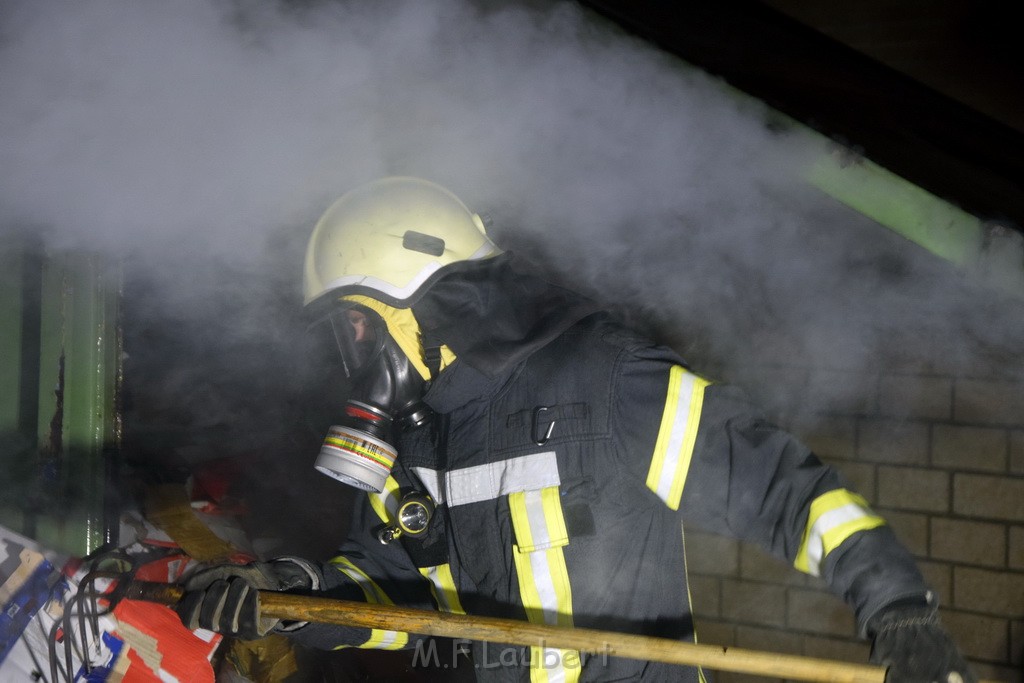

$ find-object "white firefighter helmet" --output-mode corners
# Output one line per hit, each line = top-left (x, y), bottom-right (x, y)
(303, 176), (501, 308)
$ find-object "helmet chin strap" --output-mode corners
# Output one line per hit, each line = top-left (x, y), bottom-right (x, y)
(422, 331), (444, 382)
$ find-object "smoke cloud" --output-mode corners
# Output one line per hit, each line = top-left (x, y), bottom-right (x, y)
(2, 0), (1022, 468)
(1, 0), (813, 258)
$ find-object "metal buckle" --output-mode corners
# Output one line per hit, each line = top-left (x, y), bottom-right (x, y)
(532, 406), (556, 445)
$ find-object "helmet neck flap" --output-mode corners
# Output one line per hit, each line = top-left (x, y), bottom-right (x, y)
(411, 253), (600, 379)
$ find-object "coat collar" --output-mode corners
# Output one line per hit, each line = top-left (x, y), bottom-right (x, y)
(421, 356), (520, 414)
(412, 253), (600, 381)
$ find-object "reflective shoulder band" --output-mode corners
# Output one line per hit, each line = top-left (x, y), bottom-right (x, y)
(509, 487), (581, 683)
(329, 556), (409, 650)
(646, 366), (710, 511)
(794, 489), (887, 577)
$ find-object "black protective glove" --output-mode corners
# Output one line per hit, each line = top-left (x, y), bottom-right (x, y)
(175, 557), (321, 640)
(868, 602), (977, 683)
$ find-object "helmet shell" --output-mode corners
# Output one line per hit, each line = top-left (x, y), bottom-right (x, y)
(303, 176), (500, 308)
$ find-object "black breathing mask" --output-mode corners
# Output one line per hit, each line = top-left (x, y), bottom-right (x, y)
(306, 304), (432, 492)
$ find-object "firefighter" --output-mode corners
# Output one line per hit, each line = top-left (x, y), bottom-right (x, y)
(177, 177), (975, 683)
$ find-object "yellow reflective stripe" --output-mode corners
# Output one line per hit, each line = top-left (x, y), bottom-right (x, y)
(329, 556), (409, 650)
(541, 488), (569, 549)
(509, 491), (535, 551)
(509, 488), (580, 683)
(510, 488), (569, 552)
(513, 547), (580, 682)
(646, 366), (683, 496)
(646, 366), (709, 510)
(418, 563), (466, 615)
(367, 475), (402, 524)
(794, 489), (887, 576)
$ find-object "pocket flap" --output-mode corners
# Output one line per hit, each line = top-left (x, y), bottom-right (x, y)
(509, 486), (569, 552)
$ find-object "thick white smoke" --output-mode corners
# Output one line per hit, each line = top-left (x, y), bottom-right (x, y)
(0, 0), (812, 256)
(2, 0), (1021, 416)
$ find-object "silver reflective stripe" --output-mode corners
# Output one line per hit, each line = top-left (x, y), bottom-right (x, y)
(411, 466), (446, 504)
(420, 564), (462, 614)
(526, 548), (566, 680)
(447, 452), (560, 507)
(519, 488), (570, 551)
(421, 565), (450, 612)
(524, 539), (561, 628)
(320, 269), (441, 303)
(413, 452), (561, 508)
(524, 489), (551, 549)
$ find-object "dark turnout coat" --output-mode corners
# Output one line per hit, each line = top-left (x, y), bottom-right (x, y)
(292, 257), (928, 682)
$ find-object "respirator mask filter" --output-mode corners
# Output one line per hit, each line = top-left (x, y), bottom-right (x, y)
(306, 303), (430, 492)
(317, 401), (398, 493)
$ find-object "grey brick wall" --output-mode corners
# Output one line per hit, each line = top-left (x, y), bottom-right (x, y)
(686, 368), (1024, 683)
(1012, 431), (1024, 474)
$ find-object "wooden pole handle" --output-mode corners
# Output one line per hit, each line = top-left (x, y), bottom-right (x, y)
(126, 582), (992, 683)
(266, 592), (885, 683)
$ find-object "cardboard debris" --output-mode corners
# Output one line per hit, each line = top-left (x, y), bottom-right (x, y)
(0, 519), (220, 681)
(2, 474), (301, 682)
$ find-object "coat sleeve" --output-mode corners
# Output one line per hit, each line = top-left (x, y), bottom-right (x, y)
(283, 482), (439, 651)
(610, 343), (931, 634)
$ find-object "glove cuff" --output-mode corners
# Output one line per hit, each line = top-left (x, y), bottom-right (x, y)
(266, 556), (323, 633)
(865, 593), (937, 638)
(269, 556), (323, 591)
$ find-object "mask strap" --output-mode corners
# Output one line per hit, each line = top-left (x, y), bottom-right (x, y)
(423, 333), (443, 379)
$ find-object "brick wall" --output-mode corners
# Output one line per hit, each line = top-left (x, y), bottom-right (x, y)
(686, 368), (1024, 683)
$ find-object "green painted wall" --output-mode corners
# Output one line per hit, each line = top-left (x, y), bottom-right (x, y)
(0, 238), (121, 557)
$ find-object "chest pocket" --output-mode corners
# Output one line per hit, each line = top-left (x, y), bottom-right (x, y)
(501, 402), (591, 450)
(508, 485), (582, 682)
